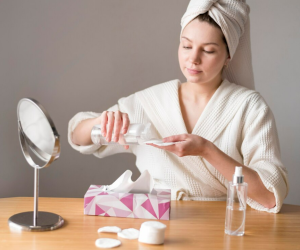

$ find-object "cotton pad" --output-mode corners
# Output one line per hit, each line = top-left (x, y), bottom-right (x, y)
(138, 221), (166, 244)
(97, 226), (122, 233)
(95, 238), (121, 248)
(155, 142), (176, 146)
(117, 228), (140, 239)
(144, 139), (176, 146)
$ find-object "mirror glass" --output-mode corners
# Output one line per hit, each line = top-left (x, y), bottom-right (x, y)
(17, 99), (56, 163)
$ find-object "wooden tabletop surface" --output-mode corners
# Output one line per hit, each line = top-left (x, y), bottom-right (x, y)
(0, 197), (299, 250)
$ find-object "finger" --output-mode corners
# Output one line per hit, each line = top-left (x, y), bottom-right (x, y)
(121, 113), (130, 134)
(123, 145), (129, 150)
(118, 133), (127, 145)
(100, 111), (108, 137)
(163, 134), (188, 143)
(106, 111), (115, 142)
(148, 142), (187, 157)
(175, 143), (185, 157)
(113, 111), (122, 142)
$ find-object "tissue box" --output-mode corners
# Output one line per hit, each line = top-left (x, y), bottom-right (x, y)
(84, 185), (171, 220)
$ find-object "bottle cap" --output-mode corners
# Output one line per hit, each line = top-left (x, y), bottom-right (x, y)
(233, 166), (244, 184)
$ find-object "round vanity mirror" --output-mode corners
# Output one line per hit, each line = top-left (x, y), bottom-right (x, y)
(8, 98), (64, 231)
(17, 98), (60, 166)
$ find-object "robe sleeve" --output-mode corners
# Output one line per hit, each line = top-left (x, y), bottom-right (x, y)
(241, 97), (289, 213)
(68, 93), (138, 158)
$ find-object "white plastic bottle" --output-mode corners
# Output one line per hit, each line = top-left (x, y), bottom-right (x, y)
(225, 166), (248, 236)
(91, 123), (152, 146)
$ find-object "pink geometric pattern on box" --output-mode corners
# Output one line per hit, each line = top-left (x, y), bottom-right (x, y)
(120, 194), (134, 211)
(113, 207), (132, 217)
(159, 191), (171, 195)
(160, 208), (170, 220)
(149, 195), (159, 216)
(141, 207), (157, 220)
(95, 205), (105, 215)
(98, 204), (111, 213)
(141, 199), (158, 219)
(159, 201), (170, 219)
(98, 192), (109, 195)
(127, 213), (134, 218)
(84, 185), (171, 220)
(85, 198), (95, 213)
(97, 195), (118, 204)
(157, 196), (169, 203)
(84, 196), (95, 208)
(107, 208), (116, 217)
(134, 194), (148, 208)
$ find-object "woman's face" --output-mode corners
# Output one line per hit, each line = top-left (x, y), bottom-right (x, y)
(178, 19), (230, 85)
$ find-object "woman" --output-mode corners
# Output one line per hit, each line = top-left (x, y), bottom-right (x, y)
(68, 0), (288, 213)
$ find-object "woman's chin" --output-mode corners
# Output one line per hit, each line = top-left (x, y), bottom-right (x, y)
(186, 76), (205, 84)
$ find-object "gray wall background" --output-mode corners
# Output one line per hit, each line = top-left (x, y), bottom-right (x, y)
(0, 0), (299, 205)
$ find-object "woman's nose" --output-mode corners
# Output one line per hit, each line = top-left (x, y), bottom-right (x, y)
(189, 49), (201, 64)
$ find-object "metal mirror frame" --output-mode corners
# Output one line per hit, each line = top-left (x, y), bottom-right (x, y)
(17, 98), (60, 168)
(8, 98), (64, 232)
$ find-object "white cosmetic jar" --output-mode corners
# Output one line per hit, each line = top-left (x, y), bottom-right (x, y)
(138, 221), (166, 245)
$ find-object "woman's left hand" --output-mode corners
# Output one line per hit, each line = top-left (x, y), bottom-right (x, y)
(147, 134), (211, 157)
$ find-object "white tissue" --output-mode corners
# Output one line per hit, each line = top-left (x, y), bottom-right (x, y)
(95, 238), (121, 248)
(98, 226), (121, 233)
(117, 228), (140, 239)
(107, 170), (154, 194)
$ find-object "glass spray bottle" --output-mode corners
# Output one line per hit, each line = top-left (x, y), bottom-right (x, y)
(225, 166), (248, 236)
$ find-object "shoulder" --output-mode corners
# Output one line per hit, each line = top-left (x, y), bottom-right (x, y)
(224, 79), (269, 112)
(135, 79), (181, 96)
(224, 80), (276, 130)
(118, 79), (180, 105)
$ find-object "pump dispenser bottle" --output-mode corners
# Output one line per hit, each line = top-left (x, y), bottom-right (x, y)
(225, 166), (248, 236)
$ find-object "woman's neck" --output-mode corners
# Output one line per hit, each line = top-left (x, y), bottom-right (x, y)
(181, 76), (223, 103)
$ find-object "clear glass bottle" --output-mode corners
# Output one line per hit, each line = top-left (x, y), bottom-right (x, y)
(91, 123), (152, 146)
(225, 166), (248, 236)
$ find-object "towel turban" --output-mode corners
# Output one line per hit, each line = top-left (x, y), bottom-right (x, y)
(181, 0), (255, 90)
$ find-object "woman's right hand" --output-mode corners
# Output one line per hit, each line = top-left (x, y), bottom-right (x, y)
(100, 111), (130, 149)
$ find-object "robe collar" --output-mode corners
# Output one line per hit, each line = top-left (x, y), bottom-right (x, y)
(136, 78), (256, 143)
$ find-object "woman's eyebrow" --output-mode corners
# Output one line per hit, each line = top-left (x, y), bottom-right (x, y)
(181, 36), (219, 46)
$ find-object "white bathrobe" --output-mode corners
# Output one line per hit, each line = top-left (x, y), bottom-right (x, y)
(68, 79), (288, 213)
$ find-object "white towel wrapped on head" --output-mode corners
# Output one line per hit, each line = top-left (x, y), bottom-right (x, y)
(181, 0), (255, 90)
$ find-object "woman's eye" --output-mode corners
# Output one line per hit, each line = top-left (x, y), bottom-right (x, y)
(182, 47), (214, 53)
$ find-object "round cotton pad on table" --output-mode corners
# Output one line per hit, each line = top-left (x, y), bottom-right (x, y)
(98, 226), (122, 233)
(117, 228), (140, 239)
(95, 238), (121, 248)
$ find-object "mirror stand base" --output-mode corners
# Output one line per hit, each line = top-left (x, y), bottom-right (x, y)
(8, 211), (64, 232)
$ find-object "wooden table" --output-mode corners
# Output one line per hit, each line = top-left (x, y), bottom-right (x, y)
(0, 197), (299, 250)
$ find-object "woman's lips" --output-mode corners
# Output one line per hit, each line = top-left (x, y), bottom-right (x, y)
(187, 68), (202, 74)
